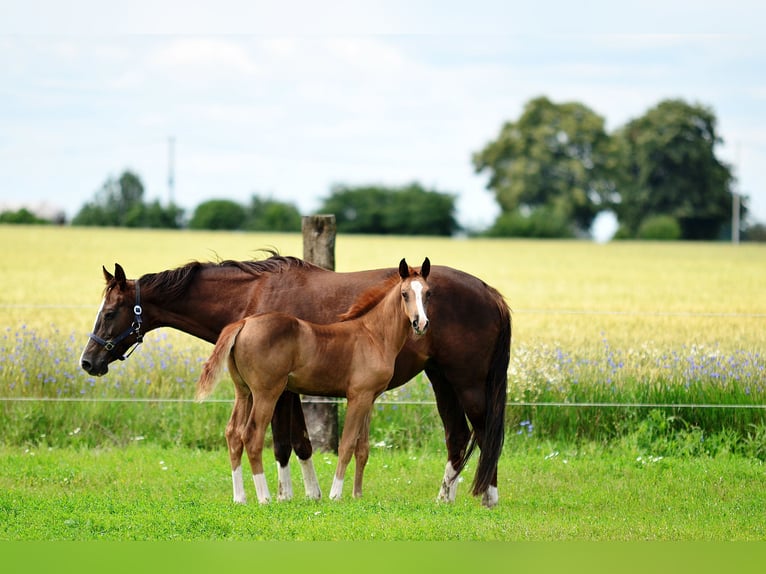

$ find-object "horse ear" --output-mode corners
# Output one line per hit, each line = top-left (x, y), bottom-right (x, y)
(399, 258), (409, 279)
(113, 263), (127, 289)
(102, 265), (114, 284)
(421, 257), (430, 280)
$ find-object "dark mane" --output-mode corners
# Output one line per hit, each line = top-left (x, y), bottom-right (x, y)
(138, 252), (318, 300)
(338, 274), (401, 321)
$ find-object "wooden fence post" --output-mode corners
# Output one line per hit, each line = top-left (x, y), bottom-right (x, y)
(301, 214), (339, 453)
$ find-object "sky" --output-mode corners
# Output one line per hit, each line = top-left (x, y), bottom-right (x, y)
(2, 1), (765, 239)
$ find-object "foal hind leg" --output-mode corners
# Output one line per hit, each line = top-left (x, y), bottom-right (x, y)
(225, 385), (253, 504)
(242, 393), (281, 504)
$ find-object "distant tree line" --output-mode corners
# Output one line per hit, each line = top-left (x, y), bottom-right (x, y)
(6, 95), (763, 240)
(66, 173), (461, 236)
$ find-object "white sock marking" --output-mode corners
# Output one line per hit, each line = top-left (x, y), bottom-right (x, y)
(329, 476), (344, 500)
(299, 457), (322, 500)
(277, 463), (293, 501)
(482, 485), (499, 508)
(253, 473), (271, 504)
(232, 465), (247, 504)
(436, 461), (459, 503)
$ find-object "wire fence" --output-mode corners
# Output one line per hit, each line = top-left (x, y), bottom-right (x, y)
(2, 396), (765, 409)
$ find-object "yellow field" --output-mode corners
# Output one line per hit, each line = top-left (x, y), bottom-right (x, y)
(1, 225), (764, 352)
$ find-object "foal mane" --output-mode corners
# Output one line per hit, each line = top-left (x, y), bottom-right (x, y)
(338, 273), (401, 322)
(138, 251), (318, 301)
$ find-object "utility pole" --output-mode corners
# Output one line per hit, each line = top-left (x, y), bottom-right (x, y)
(168, 136), (175, 205)
(732, 142), (740, 245)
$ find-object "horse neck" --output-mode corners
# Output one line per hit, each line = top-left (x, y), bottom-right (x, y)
(140, 269), (255, 344)
(356, 282), (410, 356)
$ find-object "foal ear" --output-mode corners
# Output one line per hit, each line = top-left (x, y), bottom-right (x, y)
(420, 257), (430, 280)
(113, 263), (128, 290)
(399, 258), (409, 279)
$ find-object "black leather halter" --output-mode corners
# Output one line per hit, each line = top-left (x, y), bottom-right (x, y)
(88, 280), (144, 361)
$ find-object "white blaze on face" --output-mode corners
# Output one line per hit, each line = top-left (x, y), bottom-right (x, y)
(410, 280), (429, 331)
(79, 296), (106, 365)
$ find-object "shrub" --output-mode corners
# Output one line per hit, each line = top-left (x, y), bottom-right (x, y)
(636, 215), (681, 240)
(485, 207), (574, 238)
(189, 199), (247, 230)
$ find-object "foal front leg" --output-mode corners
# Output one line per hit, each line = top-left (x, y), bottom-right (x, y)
(352, 410), (372, 498)
(330, 397), (373, 500)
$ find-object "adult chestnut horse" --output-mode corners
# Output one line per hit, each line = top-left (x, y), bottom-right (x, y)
(79, 252), (511, 508)
(196, 259), (431, 504)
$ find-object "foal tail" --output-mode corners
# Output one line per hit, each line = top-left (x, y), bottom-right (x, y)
(195, 319), (246, 401)
(471, 292), (512, 496)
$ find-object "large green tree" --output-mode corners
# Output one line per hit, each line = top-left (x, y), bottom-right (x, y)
(319, 183), (459, 236)
(613, 99), (738, 240)
(473, 96), (619, 236)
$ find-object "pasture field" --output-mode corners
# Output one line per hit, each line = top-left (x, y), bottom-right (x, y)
(1, 225), (766, 544)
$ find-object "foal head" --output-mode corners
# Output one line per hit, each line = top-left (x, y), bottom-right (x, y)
(399, 257), (431, 336)
(80, 263), (143, 376)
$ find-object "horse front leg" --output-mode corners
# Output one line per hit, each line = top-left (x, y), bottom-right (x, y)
(271, 392), (295, 501)
(225, 387), (252, 504)
(288, 392), (321, 500)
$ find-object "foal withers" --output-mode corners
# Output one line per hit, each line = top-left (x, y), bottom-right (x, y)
(196, 258), (431, 504)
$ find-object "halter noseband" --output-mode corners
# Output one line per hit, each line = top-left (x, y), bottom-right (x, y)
(88, 280), (144, 361)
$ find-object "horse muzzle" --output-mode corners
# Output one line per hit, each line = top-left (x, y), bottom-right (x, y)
(412, 317), (430, 336)
(80, 355), (109, 376)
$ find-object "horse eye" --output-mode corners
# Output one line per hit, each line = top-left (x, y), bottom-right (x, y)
(402, 292), (409, 300)
(104, 310), (117, 321)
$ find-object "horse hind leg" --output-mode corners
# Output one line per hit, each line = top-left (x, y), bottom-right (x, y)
(427, 365), (472, 504)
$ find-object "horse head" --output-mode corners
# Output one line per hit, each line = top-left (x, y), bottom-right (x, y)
(79, 263), (144, 376)
(399, 257), (431, 336)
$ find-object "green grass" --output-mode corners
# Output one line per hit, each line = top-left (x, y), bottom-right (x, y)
(1, 440), (764, 541)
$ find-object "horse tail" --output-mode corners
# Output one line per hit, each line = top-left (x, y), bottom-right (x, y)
(471, 292), (512, 496)
(195, 319), (246, 401)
